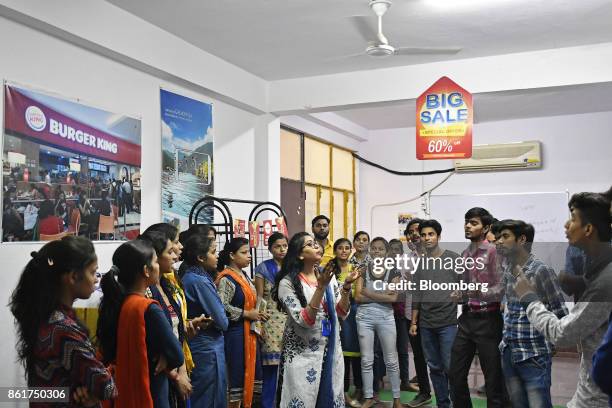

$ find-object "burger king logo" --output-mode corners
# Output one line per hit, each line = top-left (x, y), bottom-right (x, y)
(25, 106), (46, 132)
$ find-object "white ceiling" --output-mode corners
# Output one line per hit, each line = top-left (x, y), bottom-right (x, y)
(333, 82), (612, 129)
(107, 0), (612, 80)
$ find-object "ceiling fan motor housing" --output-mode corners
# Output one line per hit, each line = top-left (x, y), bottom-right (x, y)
(369, 0), (392, 16)
(366, 43), (395, 57)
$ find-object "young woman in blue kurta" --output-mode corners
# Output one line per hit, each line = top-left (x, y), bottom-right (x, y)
(181, 234), (229, 408)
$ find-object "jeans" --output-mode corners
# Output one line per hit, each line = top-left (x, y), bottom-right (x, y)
(357, 306), (401, 399)
(373, 334), (385, 393)
(450, 311), (504, 408)
(420, 324), (458, 408)
(395, 315), (410, 382)
(502, 347), (553, 408)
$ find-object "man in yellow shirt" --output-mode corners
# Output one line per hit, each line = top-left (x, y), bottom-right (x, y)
(311, 215), (334, 267)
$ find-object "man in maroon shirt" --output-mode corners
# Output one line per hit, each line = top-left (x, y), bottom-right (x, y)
(450, 207), (504, 407)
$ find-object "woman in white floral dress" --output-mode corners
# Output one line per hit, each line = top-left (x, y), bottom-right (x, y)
(272, 232), (360, 408)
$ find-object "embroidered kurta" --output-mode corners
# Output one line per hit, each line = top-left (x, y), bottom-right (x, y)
(31, 305), (116, 408)
(254, 260), (287, 365)
(217, 269), (262, 407)
(277, 275), (348, 408)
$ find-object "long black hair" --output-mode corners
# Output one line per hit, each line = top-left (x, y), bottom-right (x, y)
(97, 239), (155, 365)
(179, 224), (217, 251)
(332, 238), (352, 277)
(268, 232), (287, 252)
(182, 234), (217, 278)
(9, 236), (97, 379)
(141, 224), (183, 290)
(138, 230), (171, 259)
(271, 232), (310, 312)
(217, 237), (249, 272)
(143, 222), (179, 243)
(333, 238), (352, 252)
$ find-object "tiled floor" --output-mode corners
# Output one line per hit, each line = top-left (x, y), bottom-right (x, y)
(373, 353), (580, 406)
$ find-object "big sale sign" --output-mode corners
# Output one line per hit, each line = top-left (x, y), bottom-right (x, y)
(416, 76), (472, 160)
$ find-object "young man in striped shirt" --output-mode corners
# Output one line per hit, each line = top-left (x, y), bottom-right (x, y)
(450, 207), (504, 407)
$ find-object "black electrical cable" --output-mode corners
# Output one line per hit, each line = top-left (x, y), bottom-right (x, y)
(352, 152), (455, 176)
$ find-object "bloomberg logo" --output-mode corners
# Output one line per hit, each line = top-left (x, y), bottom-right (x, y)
(25, 105), (47, 132)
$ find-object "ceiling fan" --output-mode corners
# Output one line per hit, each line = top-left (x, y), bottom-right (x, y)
(352, 0), (462, 58)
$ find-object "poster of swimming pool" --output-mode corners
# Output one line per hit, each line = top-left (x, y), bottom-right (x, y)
(160, 89), (213, 229)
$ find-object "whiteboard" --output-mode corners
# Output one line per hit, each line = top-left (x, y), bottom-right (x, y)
(429, 192), (570, 242)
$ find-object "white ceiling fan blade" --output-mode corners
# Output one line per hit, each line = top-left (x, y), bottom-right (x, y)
(348, 15), (377, 43)
(325, 51), (367, 61)
(394, 47), (462, 56)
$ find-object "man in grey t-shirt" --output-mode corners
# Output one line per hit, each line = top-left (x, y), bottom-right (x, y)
(410, 219), (460, 408)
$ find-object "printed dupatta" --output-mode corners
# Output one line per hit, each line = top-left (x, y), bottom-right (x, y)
(316, 283), (337, 406)
(258, 259), (280, 285)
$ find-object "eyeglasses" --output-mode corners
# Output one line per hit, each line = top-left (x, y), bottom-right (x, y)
(302, 241), (321, 249)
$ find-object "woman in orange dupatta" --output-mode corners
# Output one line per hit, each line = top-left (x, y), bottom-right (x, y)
(97, 239), (184, 408)
(215, 237), (267, 408)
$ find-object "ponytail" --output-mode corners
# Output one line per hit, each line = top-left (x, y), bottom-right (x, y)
(96, 240), (154, 364)
(96, 266), (124, 365)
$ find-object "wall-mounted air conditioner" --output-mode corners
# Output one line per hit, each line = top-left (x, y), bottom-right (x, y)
(454, 141), (542, 172)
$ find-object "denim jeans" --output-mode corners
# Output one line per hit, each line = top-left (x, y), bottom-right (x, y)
(356, 306), (401, 399)
(420, 324), (458, 408)
(502, 347), (553, 408)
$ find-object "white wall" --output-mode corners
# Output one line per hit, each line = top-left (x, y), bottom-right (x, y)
(280, 115), (362, 151)
(358, 111), (612, 239)
(0, 16), (268, 388)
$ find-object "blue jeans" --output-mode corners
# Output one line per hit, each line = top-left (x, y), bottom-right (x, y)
(356, 306), (401, 399)
(420, 324), (457, 408)
(501, 347), (553, 408)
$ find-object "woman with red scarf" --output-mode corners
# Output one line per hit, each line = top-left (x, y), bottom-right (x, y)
(97, 239), (184, 408)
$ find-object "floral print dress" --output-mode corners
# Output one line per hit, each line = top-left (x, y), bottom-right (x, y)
(276, 275), (348, 408)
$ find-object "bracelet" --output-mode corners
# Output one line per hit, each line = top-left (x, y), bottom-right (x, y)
(342, 285), (352, 292)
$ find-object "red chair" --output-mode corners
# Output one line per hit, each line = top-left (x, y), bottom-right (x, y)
(98, 215), (116, 240)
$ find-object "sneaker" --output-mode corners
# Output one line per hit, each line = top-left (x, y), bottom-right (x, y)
(401, 380), (420, 392)
(409, 376), (419, 385)
(406, 393), (432, 408)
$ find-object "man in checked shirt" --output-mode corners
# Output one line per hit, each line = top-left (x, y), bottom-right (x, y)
(494, 220), (567, 407)
(449, 207), (505, 408)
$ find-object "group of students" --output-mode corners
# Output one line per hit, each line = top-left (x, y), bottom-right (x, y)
(8, 187), (612, 408)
